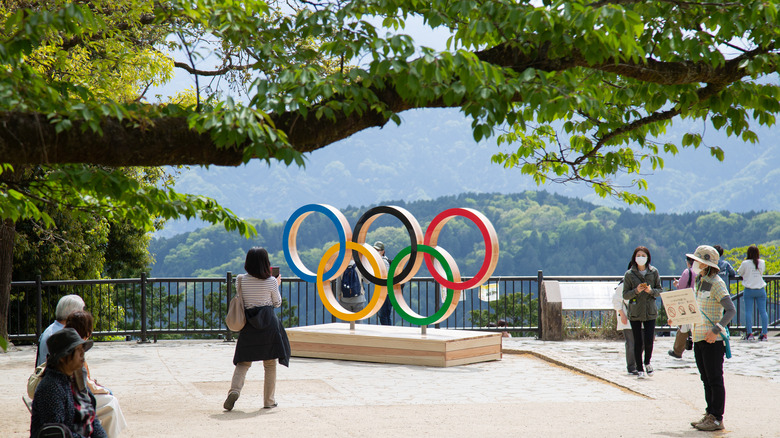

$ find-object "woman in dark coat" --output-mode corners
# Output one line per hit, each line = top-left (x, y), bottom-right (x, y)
(30, 328), (107, 438)
(223, 247), (290, 411)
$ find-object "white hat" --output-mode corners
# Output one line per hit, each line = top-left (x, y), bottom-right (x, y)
(686, 245), (720, 269)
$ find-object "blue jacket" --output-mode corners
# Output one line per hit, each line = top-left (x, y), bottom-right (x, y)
(717, 259), (737, 285)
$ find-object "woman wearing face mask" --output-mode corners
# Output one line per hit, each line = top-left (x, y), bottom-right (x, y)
(622, 246), (662, 379)
(678, 245), (736, 431)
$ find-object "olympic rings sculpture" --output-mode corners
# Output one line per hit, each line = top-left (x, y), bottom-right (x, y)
(283, 204), (499, 326)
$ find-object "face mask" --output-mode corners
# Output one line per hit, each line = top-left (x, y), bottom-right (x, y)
(691, 264), (701, 275)
(635, 256), (648, 266)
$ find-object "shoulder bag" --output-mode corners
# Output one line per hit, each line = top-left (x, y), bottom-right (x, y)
(701, 311), (732, 359)
(27, 362), (47, 399)
(226, 275), (246, 332)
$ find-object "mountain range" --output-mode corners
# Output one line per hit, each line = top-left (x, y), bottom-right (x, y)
(157, 108), (779, 237)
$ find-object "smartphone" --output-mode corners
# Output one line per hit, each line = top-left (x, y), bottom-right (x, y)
(271, 266), (280, 277)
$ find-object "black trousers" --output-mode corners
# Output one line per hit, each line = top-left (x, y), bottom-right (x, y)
(629, 319), (655, 371)
(694, 340), (726, 421)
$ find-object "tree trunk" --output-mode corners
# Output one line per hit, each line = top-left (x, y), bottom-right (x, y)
(0, 166), (22, 343)
(0, 217), (14, 343)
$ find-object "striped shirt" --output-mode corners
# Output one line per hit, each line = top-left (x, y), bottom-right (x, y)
(237, 274), (281, 309)
(692, 273), (730, 342)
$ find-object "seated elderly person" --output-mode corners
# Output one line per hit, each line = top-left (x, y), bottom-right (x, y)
(64, 311), (127, 438)
(30, 328), (107, 438)
(37, 294), (85, 366)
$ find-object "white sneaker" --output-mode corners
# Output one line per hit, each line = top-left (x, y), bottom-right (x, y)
(637, 371), (645, 379)
(646, 364), (654, 376)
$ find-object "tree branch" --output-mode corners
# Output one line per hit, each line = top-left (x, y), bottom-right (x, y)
(61, 13), (158, 51)
(173, 61), (253, 77)
(0, 41), (769, 166)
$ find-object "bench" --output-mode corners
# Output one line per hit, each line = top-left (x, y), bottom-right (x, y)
(540, 280), (619, 341)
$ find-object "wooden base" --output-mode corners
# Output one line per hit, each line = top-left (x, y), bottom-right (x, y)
(287, 323), (502, 367)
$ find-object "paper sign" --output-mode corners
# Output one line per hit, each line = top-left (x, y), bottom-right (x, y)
(479, 283), (499, 302)
(660, 288), (703, 326)
(558, 282), (619, 310)
(440, 285), (467, 302)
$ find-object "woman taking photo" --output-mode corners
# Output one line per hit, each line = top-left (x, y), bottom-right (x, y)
(681, 245), (735, 431)
(737, 245), (768, 341)
(223, 247), (290, 411)
(621, 246), (662, 379)
(30, 328), (107, 438)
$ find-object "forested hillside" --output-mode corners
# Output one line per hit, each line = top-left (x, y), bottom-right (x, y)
(156, 107), (780, 239)
(149, 191), (780, 278)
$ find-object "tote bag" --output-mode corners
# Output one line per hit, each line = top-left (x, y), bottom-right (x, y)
(226, 275), (246, 332)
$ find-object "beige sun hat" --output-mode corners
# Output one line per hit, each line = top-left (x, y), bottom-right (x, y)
(686, 245), (720, 269)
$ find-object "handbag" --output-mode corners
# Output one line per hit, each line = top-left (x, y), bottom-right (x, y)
(226, 275), (246, 332)
(27, 362), (47, 399)
(37, 423), (73, 438)
(702, 312), (732, 359)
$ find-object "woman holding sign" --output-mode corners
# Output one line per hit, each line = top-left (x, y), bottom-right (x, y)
(679, 245), (736, 432)
(621, 246), (662, 379)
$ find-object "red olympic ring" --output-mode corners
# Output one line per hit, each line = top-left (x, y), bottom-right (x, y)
(423, 208), (499, 290)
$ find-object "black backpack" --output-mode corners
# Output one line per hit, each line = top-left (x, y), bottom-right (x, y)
(340, 265), (361, 298)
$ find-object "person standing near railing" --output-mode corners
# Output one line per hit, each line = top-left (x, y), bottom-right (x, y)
(713, 245), (738, 289)
(669, 256), (695, 359)
(374, 241), (394, 325)
(223, 247), (290, 412)
(737, 245), (768, 342)
(612, 280), (637, 375)
(622, 246), (662, 379)
(684, 245), (736, 431)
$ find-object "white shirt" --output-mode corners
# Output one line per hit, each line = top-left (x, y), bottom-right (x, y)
(737, 259), (766, 289)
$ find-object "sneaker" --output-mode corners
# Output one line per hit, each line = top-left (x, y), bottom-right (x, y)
(759, 334), (768, 341)
(695, 414), (724, 431)
(744, 333), (755, 341)
(646, 364), (654, 376)
(264, 403), (278, 409)
(637, 371), (645, 379)
(691, 413), (709, 428)
(223, 392), (239, 411)
(628, 370), (639, 376)
(668, 349), (682, 359)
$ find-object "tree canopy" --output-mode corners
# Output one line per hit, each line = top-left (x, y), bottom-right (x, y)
(2, 0), (779, 210)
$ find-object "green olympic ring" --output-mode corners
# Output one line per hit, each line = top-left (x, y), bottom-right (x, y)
(387, 244), (460, 326)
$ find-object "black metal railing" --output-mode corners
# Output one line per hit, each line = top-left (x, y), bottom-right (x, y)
(7, 272), (779, 342)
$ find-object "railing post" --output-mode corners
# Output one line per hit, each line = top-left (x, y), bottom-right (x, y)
(537, 270), (543, 339)
(330, 279), (336, 324)
(138, 272), (149, 344)
(35, 274), (42, 337)
(225, 272), (233, 342)
(434, 281), (441, 329)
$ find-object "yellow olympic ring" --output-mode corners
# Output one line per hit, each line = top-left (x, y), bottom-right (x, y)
(315, 241), (396, 321)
